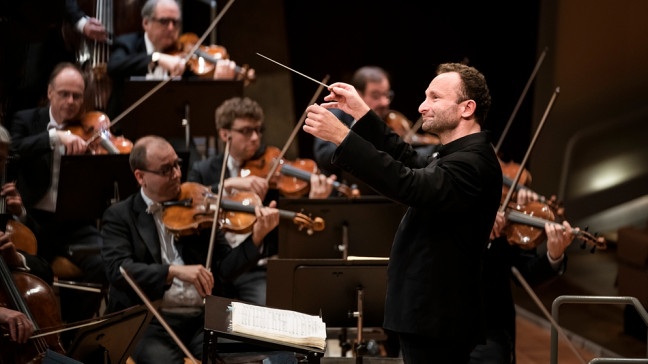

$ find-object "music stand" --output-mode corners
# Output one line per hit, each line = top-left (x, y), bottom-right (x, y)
(66, 304), (154, 364)
(119, 79), (243, 141)
(203, 295), (325, 364)
(56, 152), (190, 222)
(277, 196), (407, 259)
(267, 259), (388, 328)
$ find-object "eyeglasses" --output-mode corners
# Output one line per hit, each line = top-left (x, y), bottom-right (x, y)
(151, 17), (182, 27)
(140, 158), (182, 177)
(55, 90), (83, 101)
(367, 90), (395, 102)
(230, 126), (264, 137)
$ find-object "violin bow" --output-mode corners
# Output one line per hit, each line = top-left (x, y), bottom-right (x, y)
(264, 75), (330, 182)
(205, 136), (231, 270)
(499, 87), (560, 212)
(119, 266), (200, 364)
(494, 46), (548, 154)
(86, 0), (239, 144)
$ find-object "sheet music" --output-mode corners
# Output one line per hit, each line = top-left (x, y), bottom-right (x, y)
(229, 301), (326, 349)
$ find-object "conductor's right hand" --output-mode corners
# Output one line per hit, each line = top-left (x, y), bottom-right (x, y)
(322, 82), (371, 120)
(168, 264), (214, 297)
(57, 130), (88, 155)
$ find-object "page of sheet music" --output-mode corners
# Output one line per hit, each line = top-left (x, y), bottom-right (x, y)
(230, 302), (326, 339)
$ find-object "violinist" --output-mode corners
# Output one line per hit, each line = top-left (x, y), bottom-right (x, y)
(100, 136), (296, 364)
(188, 97), (335, 306)
(105, 0), (243, 119)
(8, 63), (107, 326)
(470, 188), (576, 364)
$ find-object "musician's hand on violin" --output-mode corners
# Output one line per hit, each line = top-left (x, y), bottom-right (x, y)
(304, 104), (351, 146)
(322, 82), (371, 120)
(308, 173), (336, 199)
(1, 182), (24, 217)
(213, 59), (237, 80)
(224, 176), (269, 201)
(489, 211), (506, 240)
(168, 264), (214, 297)
(0, 307), (34, 343)
(545, 220), (576, 261)
(516, 188), (540, 205)
(58, 130), (88, 155)
(158, 53), (186, 77)
(82, 17), (108, 42)
(251, 200), (280, 246)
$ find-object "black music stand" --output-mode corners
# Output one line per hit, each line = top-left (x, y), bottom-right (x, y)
(65, 304), (154, 364)
(120, 79), (243, 141)
(277, 196), (408, 259)
(267, 259), (389, 360)
(203, 295), (325, 364)
(55, 154), (139, 222)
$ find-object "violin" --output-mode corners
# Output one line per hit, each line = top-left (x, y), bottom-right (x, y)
(241, 146), (359, 198)
(175, 33), (256, 85)
(161, 182), (325, 237)
(385, 110), (439, 146)
(499, 157), (564, 218)
(67, 111), (133, 155)
(503, 201), (606, 251)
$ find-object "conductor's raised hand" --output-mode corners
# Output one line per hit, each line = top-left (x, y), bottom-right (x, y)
(321, 82), (371, 120)
(304, 104), (351, 146)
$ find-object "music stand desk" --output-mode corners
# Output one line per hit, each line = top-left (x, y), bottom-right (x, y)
(203, 296), (325, 364)
(66, 304), (153, 364)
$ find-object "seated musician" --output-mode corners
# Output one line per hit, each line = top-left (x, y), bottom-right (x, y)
(100, 135), (296, 364)
(106, 0), (243, 119)
(0, 124), (54, 344)
(8, 63), (107, 326)
(471, 188), (576, 363)
(187, 97), (335, 306)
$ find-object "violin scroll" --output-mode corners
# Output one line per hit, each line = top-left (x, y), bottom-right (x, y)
(292, 212), (325, 236)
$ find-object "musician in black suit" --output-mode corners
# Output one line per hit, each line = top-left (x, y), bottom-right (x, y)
(100, 135), (297, 364)
(8, 62), (107, 326)
(304, 63), (502, 363)
(188, 97), (334, 306)
(0, 0), (106, 125)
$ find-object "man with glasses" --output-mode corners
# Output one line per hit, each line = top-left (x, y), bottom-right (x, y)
(101, 135), (297, 364)
(188, 97), (335, 307)
(106, 0), (239, 120)
(8, 62), (108, 329)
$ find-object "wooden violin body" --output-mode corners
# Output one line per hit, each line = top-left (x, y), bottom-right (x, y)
(175, 33), (256, 84)
(504, 201), (606, 251)
(67, 111), (133, 155)
(162, 182), (325, 237)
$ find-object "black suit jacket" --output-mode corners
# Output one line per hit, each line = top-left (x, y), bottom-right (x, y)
(332, 110), (502, 347)
(100, 190), (264, 313)
(8, 107), (54, 208)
